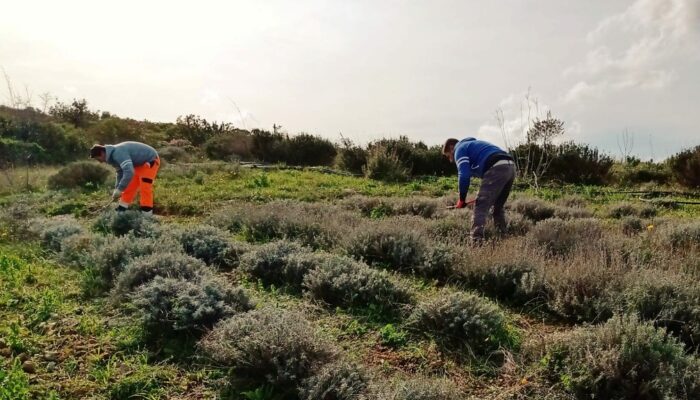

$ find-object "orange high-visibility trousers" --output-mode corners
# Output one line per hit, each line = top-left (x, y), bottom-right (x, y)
(119, 157), (160, 210)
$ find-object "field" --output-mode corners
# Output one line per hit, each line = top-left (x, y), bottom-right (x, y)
(1, 163), (700, 400)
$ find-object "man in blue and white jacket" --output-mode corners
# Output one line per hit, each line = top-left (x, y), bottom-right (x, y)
(443, 137), (516, 243)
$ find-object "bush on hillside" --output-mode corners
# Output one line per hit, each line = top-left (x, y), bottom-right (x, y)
(93, 210), (156, 237)
(131, 275), (253, 338)
(0, 138), (46, 166)
(509, 198), (556, 222)
(203, 132), (252, 161)
(407, 291), (519, 356)
(668, 145), (700, 188)
(298, 362), (370, 400)
(302, 255), (413, 312)
(169, 224), (245, 269)
(158, 146), (192, 163)
(539, 315), (699, 399)
(239, 241), (311, 287)
(607, 202), (637, 219)
(285, 133), (337, 166)
(621, 216), (644, 236)
(458, 261), (543, 306)
(342, 196), (441, 219)
(513, 142), (613, 184)
(335, 138), (367, 174)
(661, 222), (700, 249)
(200, 308), (336, 393)
(58, 233), (99, 267)
(85, 235), (163, 292)
(622, 271), (700, 349)
(609, 161), (671, 186)
(1, 113), (88, 163)
(0, 200), (36, 241)
(527, 218), (603, 256)
(47, 161), (111, 190)
(112, 253), (207, 301)
(363, 145), (410, 182)
(40, 218), (84, 252)
(553, 205), (592, 219)
(344, 222), (428, 272)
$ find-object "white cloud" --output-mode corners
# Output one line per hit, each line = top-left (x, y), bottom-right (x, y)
(565, 0), (699, 100)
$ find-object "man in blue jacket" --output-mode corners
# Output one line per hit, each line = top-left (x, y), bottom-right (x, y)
(443, 137), (516, 243)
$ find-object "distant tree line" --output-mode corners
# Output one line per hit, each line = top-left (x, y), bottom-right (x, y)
(1, 100), (698, 188)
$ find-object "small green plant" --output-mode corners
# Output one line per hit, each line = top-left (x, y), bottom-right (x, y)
(4, 321), (30, 354)
(241, 385), (281, 400)
(0, 358), (31, 400)
(32, 289), (61, 325)
(379, 324), (408, 347)
(251, 173), (271, 188)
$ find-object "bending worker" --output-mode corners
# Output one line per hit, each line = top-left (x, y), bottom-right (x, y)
(443, 137), (515, 243)
(90, 141), (160, 215)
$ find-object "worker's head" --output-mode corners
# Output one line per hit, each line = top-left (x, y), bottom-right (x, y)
(442, 138), (459, 163)
(89, 144), (106, 162)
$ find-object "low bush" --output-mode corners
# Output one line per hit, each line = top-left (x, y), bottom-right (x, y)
(458, 260), (543, 306)
(58, 233), (98, 267)
(47, 161), (111, 190)
(607, 202), (637, 219)
(363, 145), (410, 182)
(344, 221), (428, 272)
(200, 308), (336, 393)
(509, 198), (556, 222)
(303, 254), (413, 312)
(131, 275), (253, 339)
(553, 205), (592, 219)
(667, 145), (700, 188)
(342, 196), (441, 219)
(609, 161), (671, 186)
(40, 217), (84, 252)
(539, 315), (699, 399)
(169, 224), (244, 269)
(93, 210), (156, 237)
(407, 291), (519, 356)
(203, 132), (252, 161)
(335, 138), (367, 175)
(85, 235), (162, 292)
(112, 252), (207, 301)
(239, 241), (311, 288)
(527, 218), (603, 256)
(661, 222), (700, 249)
(298, 362), (370, 400)
(158, 145), (192, 163)
(622, 271), (700, 350)
(621, 216), (644, 236)
(0, 200), (37, 241)
(417, 244), (457, 279)
(388, 377), (462, 400)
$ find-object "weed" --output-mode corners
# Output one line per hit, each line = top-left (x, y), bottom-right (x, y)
(0, 358), (31, 400)
(379, 324), (408, 347)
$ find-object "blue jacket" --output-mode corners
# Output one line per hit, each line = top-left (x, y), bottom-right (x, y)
(453, 137), (507, 200)
(105, 142), (159, 191)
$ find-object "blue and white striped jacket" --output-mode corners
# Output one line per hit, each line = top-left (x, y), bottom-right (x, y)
(453, 137), (507, 200)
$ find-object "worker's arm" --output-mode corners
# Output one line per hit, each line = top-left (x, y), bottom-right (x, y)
(111, 148), (134, 192)
(456, 155), (471, 203)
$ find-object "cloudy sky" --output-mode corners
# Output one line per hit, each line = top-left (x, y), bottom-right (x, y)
(2, 0), (698, 159)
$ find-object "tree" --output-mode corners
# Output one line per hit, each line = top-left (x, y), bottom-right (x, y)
(49, 99), (99, 128)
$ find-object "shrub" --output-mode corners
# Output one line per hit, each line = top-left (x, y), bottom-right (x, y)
(622, 271), (700, 350)
(58, 233), (98, 267)
(239, 241), (310, 287)
(527, 218), (603, 256)
(553, 206), (592, 219)
(389, 377), (462, 400)
(509, 198), (556, 222)
(335, 138), (367, 174)
(363, 145), (410, 182)
(93, 210), (156, 237)
(417, 244), (456, 279)
(344, 222), (428, 272)
(556, 195), (587, 208)
(661, 222), (700, 249)
(458, 261), (543, 306)
(302, 254), (413, 312)
(609, 161), (671, 186)
(607, 202), (637, 219)
(298, 362), (370, 400)
(131, 275), (253, 338)
(200, 308), (336, 393)
(47, 161), (111, 189)
(668, 145), (700, 188)
(40, 218), (84, 252)
(408, 291), (519, 356)
(171, 224), (243, 269)
(638, 204), (658, 218)
(158, 145), (192, 163)
(203, 131), (252, 161)
(0, 200), (36, 241)
(621, 216), (644, 236)
(285, 133), (337, 166)
(540, 315), (697, 399)
(112, 253), (207, 300)
(86, 235), (162, 290)
(342, 196), (441, 219)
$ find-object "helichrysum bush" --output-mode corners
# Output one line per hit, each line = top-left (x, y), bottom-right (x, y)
(510, 198), (556, 222)
(553, 205), (593, 220)
(342, 196), (441, 219)
(621, 216), (644, 236)
(661, 221), (700, 249)
(344, 221), (428, 271)
(298, 362), (370, 400)
(539, 315), (699, 399)
(527, 218), (603, 256)
(58, 233), (100, 267)
(407, 291), (519, 356)
(169, 224), (245, 269)
(622, 270), (700, 350)
(47, 161), (111, 189)
(388, 377), (462, 400)
(239, 240), (311, 287)
(302, 254), (413, 312)
(40, 217), (84, 252)
(607, 202), (638, 219)
(458, 261), (543, 306)
(200, 308), (336, 393)
(131, 274), (253, 338)
(94, 210), (156, 237)
(112, 252), (207, 300)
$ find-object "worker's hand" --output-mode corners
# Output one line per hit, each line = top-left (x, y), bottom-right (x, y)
(111, 189), (122, 201)
(455, 199), (466, 209)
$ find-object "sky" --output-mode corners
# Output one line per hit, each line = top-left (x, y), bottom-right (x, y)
(1, 0), (699, 159)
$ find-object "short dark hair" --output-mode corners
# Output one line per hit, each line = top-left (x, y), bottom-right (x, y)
(442, 138), (458, 155)
(89, 144), (106, 158)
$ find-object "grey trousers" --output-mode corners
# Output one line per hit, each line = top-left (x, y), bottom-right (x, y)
(471, 163), (516, 242)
